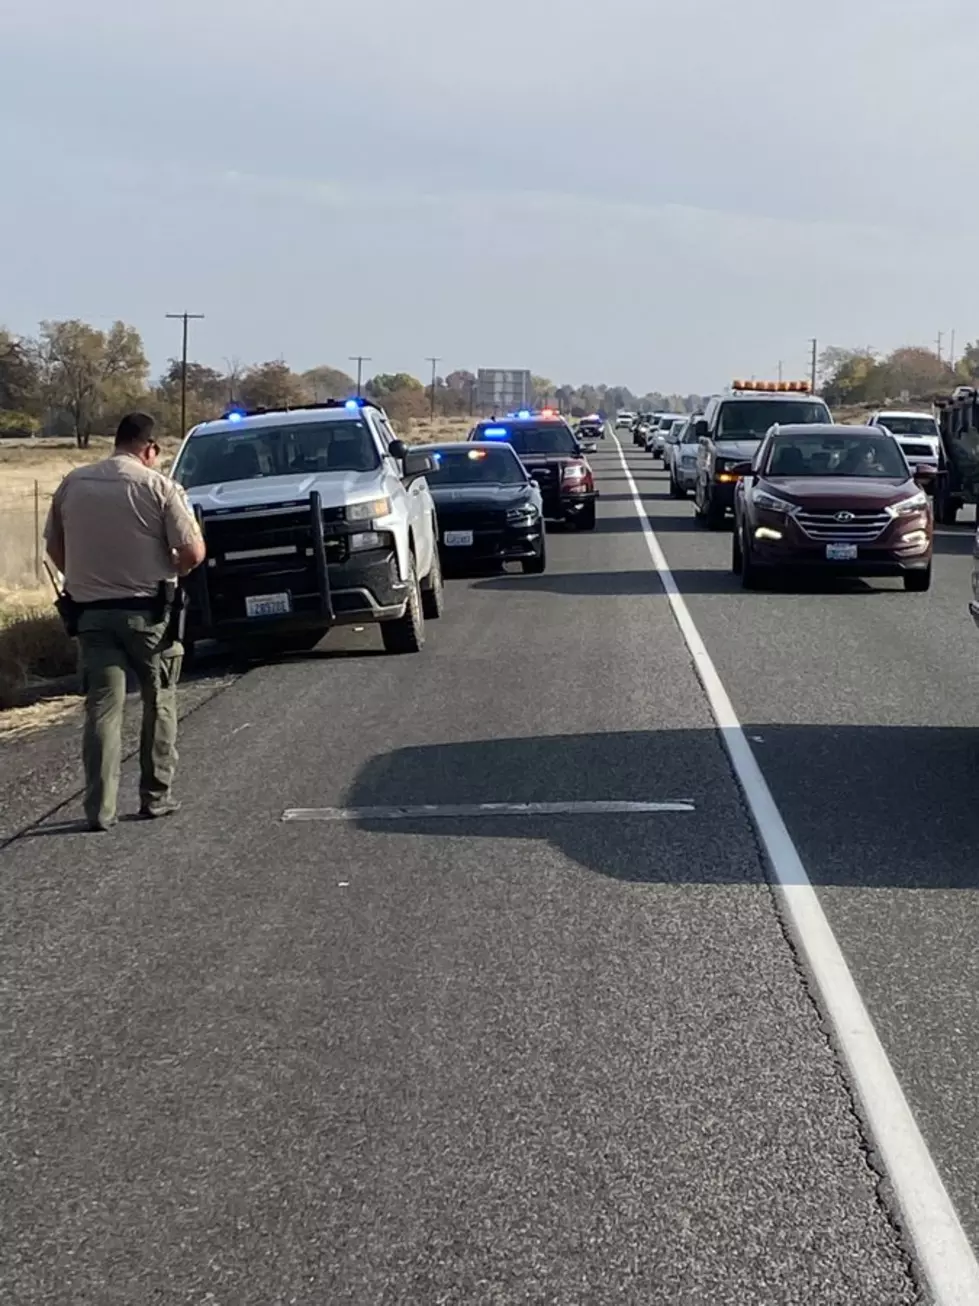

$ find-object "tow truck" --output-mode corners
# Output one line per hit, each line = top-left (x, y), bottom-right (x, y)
(691, 380), (833, 529)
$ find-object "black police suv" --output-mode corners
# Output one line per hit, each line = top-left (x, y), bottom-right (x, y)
(468, 414), (597, 530)
(421, 441), (546, 573)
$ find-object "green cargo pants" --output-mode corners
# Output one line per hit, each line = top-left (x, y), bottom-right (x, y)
(77, 608), (183, 827)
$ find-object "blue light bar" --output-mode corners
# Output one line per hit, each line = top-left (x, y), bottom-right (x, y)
(345, 398), (361, 409)
(483, 426), (509, 438)
(517, 410), (531, 419)
(224, 409), (245, 423)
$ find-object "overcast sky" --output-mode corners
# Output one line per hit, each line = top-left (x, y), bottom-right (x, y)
(1, 0), (975, 394)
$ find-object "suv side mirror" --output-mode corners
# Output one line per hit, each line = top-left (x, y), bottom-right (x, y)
(403, 449), (437, 479)
(692, 418), (709, 441)
(730, 461), (754, 477)
(388, 438), (408, 461)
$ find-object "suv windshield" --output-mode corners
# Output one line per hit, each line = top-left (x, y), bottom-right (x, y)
(428, 446), (525, 486)
(174, 419), (381, 488)
(765, 432), (908, 479)
(475, 422), (578, 455)
(877, 415), (938, 436)
(718, 400), (829, 439)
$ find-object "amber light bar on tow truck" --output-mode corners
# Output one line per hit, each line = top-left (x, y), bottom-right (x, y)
(732, 380), (812, 393)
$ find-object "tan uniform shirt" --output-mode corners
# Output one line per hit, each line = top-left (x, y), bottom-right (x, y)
(44, 454), (200, 604)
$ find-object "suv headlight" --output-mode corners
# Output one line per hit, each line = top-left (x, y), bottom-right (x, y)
(507, 504), (539, 524)
(347, 496), (392, 522)
(886, 492), (928, 518)
(754, 490), (797, 514)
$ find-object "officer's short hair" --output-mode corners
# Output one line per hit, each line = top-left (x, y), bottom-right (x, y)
(115, 412), (157, 450)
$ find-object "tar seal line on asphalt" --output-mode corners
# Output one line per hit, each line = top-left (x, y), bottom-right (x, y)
(282, 800), (695, 822)
(610, 431), (979, 1305)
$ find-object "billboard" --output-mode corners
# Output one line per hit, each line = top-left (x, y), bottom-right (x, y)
(477, 368), (533, 414)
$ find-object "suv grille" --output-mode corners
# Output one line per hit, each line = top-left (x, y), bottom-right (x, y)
(796, 508), (890, 542)
(901, 442), (934, 458)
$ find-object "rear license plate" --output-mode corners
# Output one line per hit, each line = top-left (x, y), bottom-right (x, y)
(444, 530), (474, 547)
(826, 543), (857, 561)
(245, 592), (292, 618)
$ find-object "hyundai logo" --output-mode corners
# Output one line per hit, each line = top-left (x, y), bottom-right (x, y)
(835, 511), (855, 522)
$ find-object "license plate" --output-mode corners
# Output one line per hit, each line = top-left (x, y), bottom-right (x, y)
(444, 530), (474, 547)
(826, 543), (857, 561)
(245, 592), (292, 618)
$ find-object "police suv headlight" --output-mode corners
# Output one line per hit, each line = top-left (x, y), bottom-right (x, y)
(754, 490), (798, 515)
(507, 505), (538, 525)
(349, 530), (392, 552)
(886, 492), (928, 519)
(347, 497), (392, 523)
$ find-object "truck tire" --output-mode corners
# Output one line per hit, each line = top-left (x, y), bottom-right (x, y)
(522, 536), (547, 574)
(705, 490), (726, 531)
(904, 565), (932, 593)
(576, 502), (597, 531)
(382, 559), (425, 654)
(420, 545), (444, 619)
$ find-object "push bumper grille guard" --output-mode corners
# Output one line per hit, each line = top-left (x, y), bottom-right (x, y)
(190, 491), (335, 635)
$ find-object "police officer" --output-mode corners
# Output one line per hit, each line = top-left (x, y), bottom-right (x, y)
(44, 412), (206, 831)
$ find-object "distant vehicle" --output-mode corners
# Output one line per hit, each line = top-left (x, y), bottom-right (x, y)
(665, 418), (700, 497)
(731, 424), (932, 591)
(469, 411), (598, 530)
(574, 416), (604, 452)
(171, 398), (444, 658)
(650, 415), (683, 458)
(616, 410), (636, 430)
(418, 441), (546, 575)
(633, 415), (652, 447)
(867, 410), (940, 492)
(692, 380), (833, 529)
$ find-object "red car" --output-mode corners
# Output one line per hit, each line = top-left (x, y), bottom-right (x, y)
(731, 424), (933, 591)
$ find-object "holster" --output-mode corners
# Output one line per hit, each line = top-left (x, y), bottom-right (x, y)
(163, 581), (189, 647)
(54, 592), (82, 639)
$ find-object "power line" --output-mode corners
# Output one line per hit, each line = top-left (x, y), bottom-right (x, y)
(165, 312), (205, 436)
(348, 355), (371, 397)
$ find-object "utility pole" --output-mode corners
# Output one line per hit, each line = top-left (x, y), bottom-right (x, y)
(809, 338), (818, 392)
(936, 330), (944, 365)
(949, 330), (956, 372)
(426, 356), (440, 424)
(166, 312), (205, 435)
(777, 360), (784, 383)
(348, 355), (371, 397)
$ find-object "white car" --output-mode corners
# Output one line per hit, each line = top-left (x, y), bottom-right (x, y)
(666, 417), (700, 497)
(616, 410), (636, 430)
(867, 410), (941, 486)
(649, 415), (682, 458)
(171, 398), (443, 656)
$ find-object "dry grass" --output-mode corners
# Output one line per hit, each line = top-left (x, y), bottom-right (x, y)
(0, 587), (78, 710)
(0, 694), (80, 741)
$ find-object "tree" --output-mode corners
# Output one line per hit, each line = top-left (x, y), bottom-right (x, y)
(156, 360), (229, 432)
(0, 329), (41, 416)
(238, 360), (306, 410)
(879, 347), (953, 401)
(956, 341), (979, 384)
(302, 365), (356, 401)
(39, 319), (148, 447)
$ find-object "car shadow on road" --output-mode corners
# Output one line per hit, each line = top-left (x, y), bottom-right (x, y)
(932, 529), (975, 557)
(473, 568), (888, 598)
(345, 727), (979, 889)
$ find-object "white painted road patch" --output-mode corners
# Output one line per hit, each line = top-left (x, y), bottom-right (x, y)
(282, 800), (695, 823)
(610, 433), (979, 1305)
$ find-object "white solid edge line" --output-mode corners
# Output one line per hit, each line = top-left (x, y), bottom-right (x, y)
(610, 431), (979, 1304)
(283, 800), (695, 822)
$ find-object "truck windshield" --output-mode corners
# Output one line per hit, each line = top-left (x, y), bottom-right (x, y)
(765, 433), (908, 479)
(878, 416), (938, 436)
(476, 423), (578, 455)
(174, 419), (381, 488)
(427, 446), (525, 486)
(718, 400), (829, 439)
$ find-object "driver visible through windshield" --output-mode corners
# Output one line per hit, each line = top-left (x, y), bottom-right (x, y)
(765, 432), (909, 479)
(173, 419), (381, 489)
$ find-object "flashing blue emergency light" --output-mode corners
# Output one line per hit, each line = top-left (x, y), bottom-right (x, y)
(344, 397), (364, 409)
(483, 426), (509, 438)
(517, 410), (531, 419)
(223, 406), (245, 423)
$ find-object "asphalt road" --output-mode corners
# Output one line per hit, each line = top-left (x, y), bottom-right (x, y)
(6, 435), (978, 1303)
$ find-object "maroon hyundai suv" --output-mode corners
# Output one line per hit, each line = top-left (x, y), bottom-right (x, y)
(731, 424), (933, 591)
